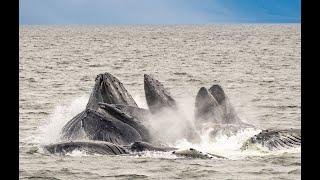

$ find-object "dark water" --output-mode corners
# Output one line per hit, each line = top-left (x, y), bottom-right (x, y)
(19, 24), (300, 179)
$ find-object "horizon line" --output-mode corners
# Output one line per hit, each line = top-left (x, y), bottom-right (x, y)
(19, 22), (301, 26)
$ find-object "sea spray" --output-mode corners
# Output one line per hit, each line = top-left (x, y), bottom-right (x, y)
(132, 94), (148, 109)
(36, 95), (89, 145)
(145, 96), (200, 144)
(147, 108), (192, 144)
(174, 127), (262, 159)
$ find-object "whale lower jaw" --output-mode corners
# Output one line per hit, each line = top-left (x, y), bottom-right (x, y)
(43, 141), (129, 155)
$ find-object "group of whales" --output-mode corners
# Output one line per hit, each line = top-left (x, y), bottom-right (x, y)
(43, 73), (301, 158)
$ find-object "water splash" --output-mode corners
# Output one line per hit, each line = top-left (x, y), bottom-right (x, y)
(174, 127), (260, 159)
(36, 95), (89, 145)
(173, 127), (301, 160)
(132, 94), (148, 109)
(65, 149), (95, 157)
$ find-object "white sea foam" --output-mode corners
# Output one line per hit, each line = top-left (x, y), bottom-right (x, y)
(65, 149), (91, 157)
(132, 94), (148, 109)
(174, 127), (301, 160)
(36, 95), (89, 145)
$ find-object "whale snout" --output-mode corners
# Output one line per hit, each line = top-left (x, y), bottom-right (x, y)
(143, 74), (156, 86)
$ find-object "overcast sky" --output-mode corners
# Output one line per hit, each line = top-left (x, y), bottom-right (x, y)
(19, 0), (301, 24)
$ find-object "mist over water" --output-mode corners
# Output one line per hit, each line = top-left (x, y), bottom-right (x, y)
(147, 104), (196, 145)
(36, 95), (89, 145)
(20, 25), (300, 179)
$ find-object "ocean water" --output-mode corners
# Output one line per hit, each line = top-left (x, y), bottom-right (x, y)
(19, 24), (301, 179)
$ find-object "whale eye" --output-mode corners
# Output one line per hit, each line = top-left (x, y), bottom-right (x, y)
(190, 148), (194, 151)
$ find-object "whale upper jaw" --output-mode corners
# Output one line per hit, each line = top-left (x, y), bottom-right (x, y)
(143, 74), (177, 113)
(86, 73), (138, 110)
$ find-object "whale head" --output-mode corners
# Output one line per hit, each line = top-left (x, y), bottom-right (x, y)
(195, 87), (223, 125)
(86, 73), (138, 110)
(144, 74), (177, 113)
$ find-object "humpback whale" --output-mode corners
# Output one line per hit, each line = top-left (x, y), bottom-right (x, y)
(144, 74), (177, 113)
(194, 84), (300, 149)
(195, 85), (252, 126)
(195, 87), (224, 124)
(241, 129), (301, 151)
(194, 85), (253, 137)
(46, 72), (300, 158)
(61, 73), (151, 145)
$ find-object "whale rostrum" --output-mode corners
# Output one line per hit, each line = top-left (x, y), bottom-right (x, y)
(86, 73), (138, 110)
(144, 74), (177, 114)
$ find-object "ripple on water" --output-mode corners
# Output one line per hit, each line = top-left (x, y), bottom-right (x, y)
(288, 168), (301, 174)
(23, 176), (61, 180)
(102, 174), (148, 179)
(173, 72), (188, 75)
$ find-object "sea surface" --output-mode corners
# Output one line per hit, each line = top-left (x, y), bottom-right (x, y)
(19, 24), (301, 179)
